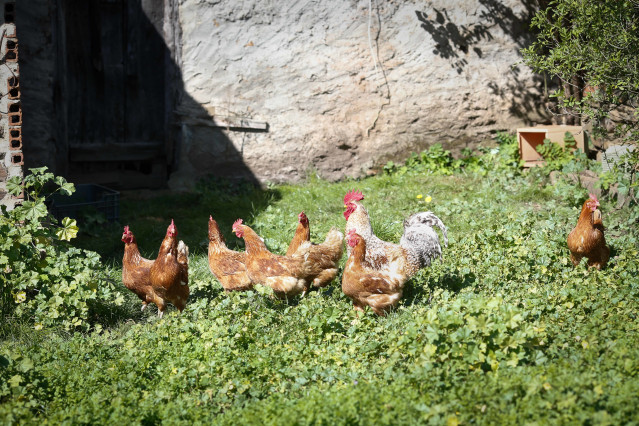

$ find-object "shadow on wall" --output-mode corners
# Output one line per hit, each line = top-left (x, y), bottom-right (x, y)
(415, 0), (548, 123)
(18, 0), (262, 189)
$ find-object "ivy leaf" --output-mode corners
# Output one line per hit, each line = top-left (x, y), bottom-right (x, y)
(20, 357), (34, 372)
(60, 182), (76, 196)
(6, 176), (22, 196)
(9, 375), (23, 387)
(56, 217), (79, 241)
(30, 167), (48, 175)
(21, 201), (48, 222)
(55, 176), (76, 196)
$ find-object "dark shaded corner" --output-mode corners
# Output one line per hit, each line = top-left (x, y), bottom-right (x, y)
(17, 0), (261, 190)
(15, 0), (275, 261)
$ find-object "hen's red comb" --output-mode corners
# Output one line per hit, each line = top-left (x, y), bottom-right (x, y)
(209, 215), (213, 221)
(589, 193), (599, 203)
(344, 189), (364, 204)
(346, 229), (359, 246)
(123, 225), (130, 234)
(167, 219), (177, 235)
(298, 211), (308, 222)
(232, 219), (243, 230)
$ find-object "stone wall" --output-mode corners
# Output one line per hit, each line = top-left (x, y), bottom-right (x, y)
(14, 0), (549, 190)
(169, 0), (547, 188)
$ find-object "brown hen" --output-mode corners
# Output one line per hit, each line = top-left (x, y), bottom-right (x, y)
(121, 221), (189, 317)
(208, 216), (253, 291)
(286, 211), (344, 291)
(342, 230), (406, 316)
(233, 219), (336, 298)
(567, 194), (609, 269)
(121, 226), (156, 312)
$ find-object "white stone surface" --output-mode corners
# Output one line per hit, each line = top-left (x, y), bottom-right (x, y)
(169, 0), (546, 187)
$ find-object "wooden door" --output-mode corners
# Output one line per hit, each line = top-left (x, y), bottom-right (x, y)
(59, 0), (168, 188)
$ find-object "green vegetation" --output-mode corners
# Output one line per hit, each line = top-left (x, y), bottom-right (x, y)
(1, 137), (638, 424)
(0, 168), (122, 332)
(522, 0), (639, 144)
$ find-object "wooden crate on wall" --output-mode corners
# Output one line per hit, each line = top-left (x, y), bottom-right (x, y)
(517, 125), (588, 167)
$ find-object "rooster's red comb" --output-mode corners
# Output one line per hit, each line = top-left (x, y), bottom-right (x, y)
(344, 189), (364, 204)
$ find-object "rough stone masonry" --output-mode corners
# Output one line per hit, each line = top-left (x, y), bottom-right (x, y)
(17, 0), (549, 189)
(168, 0), (546, 188)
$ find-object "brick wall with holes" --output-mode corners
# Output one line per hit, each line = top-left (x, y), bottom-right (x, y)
(0, 1), (22, 208)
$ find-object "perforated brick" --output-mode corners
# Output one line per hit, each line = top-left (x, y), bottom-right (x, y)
(0, 5), (23, 210)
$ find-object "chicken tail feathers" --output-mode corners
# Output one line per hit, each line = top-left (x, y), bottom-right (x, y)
(324, 227), (345, 246)
(403, 211), (448, 247)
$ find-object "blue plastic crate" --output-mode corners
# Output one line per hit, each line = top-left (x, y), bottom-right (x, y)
(50, 184), (119, 223)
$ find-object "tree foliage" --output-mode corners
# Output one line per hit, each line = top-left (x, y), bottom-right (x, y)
(522, 0), (639, 143)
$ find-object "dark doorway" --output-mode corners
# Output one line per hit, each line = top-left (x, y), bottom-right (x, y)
(57, 0), (169, 188)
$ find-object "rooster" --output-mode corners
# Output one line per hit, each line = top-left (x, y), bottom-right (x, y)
(567, 193), (610, 269)
(208, 216), (254, 291)
(286, 211), (344, 290)
(343, 190), (447, 278)
(342, 230), (406, 316)
(286, 211), (311, 256)
(233, 219), (343, 298)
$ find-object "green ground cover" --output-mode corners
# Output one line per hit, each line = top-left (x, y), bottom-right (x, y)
(1, 139), (638, 424)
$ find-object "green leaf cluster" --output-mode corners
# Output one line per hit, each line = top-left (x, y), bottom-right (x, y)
(0, 168), (123, 331)
(383, 133), (523, 178)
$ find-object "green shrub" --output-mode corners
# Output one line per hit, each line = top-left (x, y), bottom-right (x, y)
(384, 132), (523, 177)
(0, 168), (123, 331)
(599, 148), (638, 206)
(534, 132), (586, 172)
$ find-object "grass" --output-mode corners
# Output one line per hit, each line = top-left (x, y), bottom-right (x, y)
(1, 166), (639, 424)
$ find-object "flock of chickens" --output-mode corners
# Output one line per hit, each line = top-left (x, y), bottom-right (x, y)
(121, 190), (609, 318)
